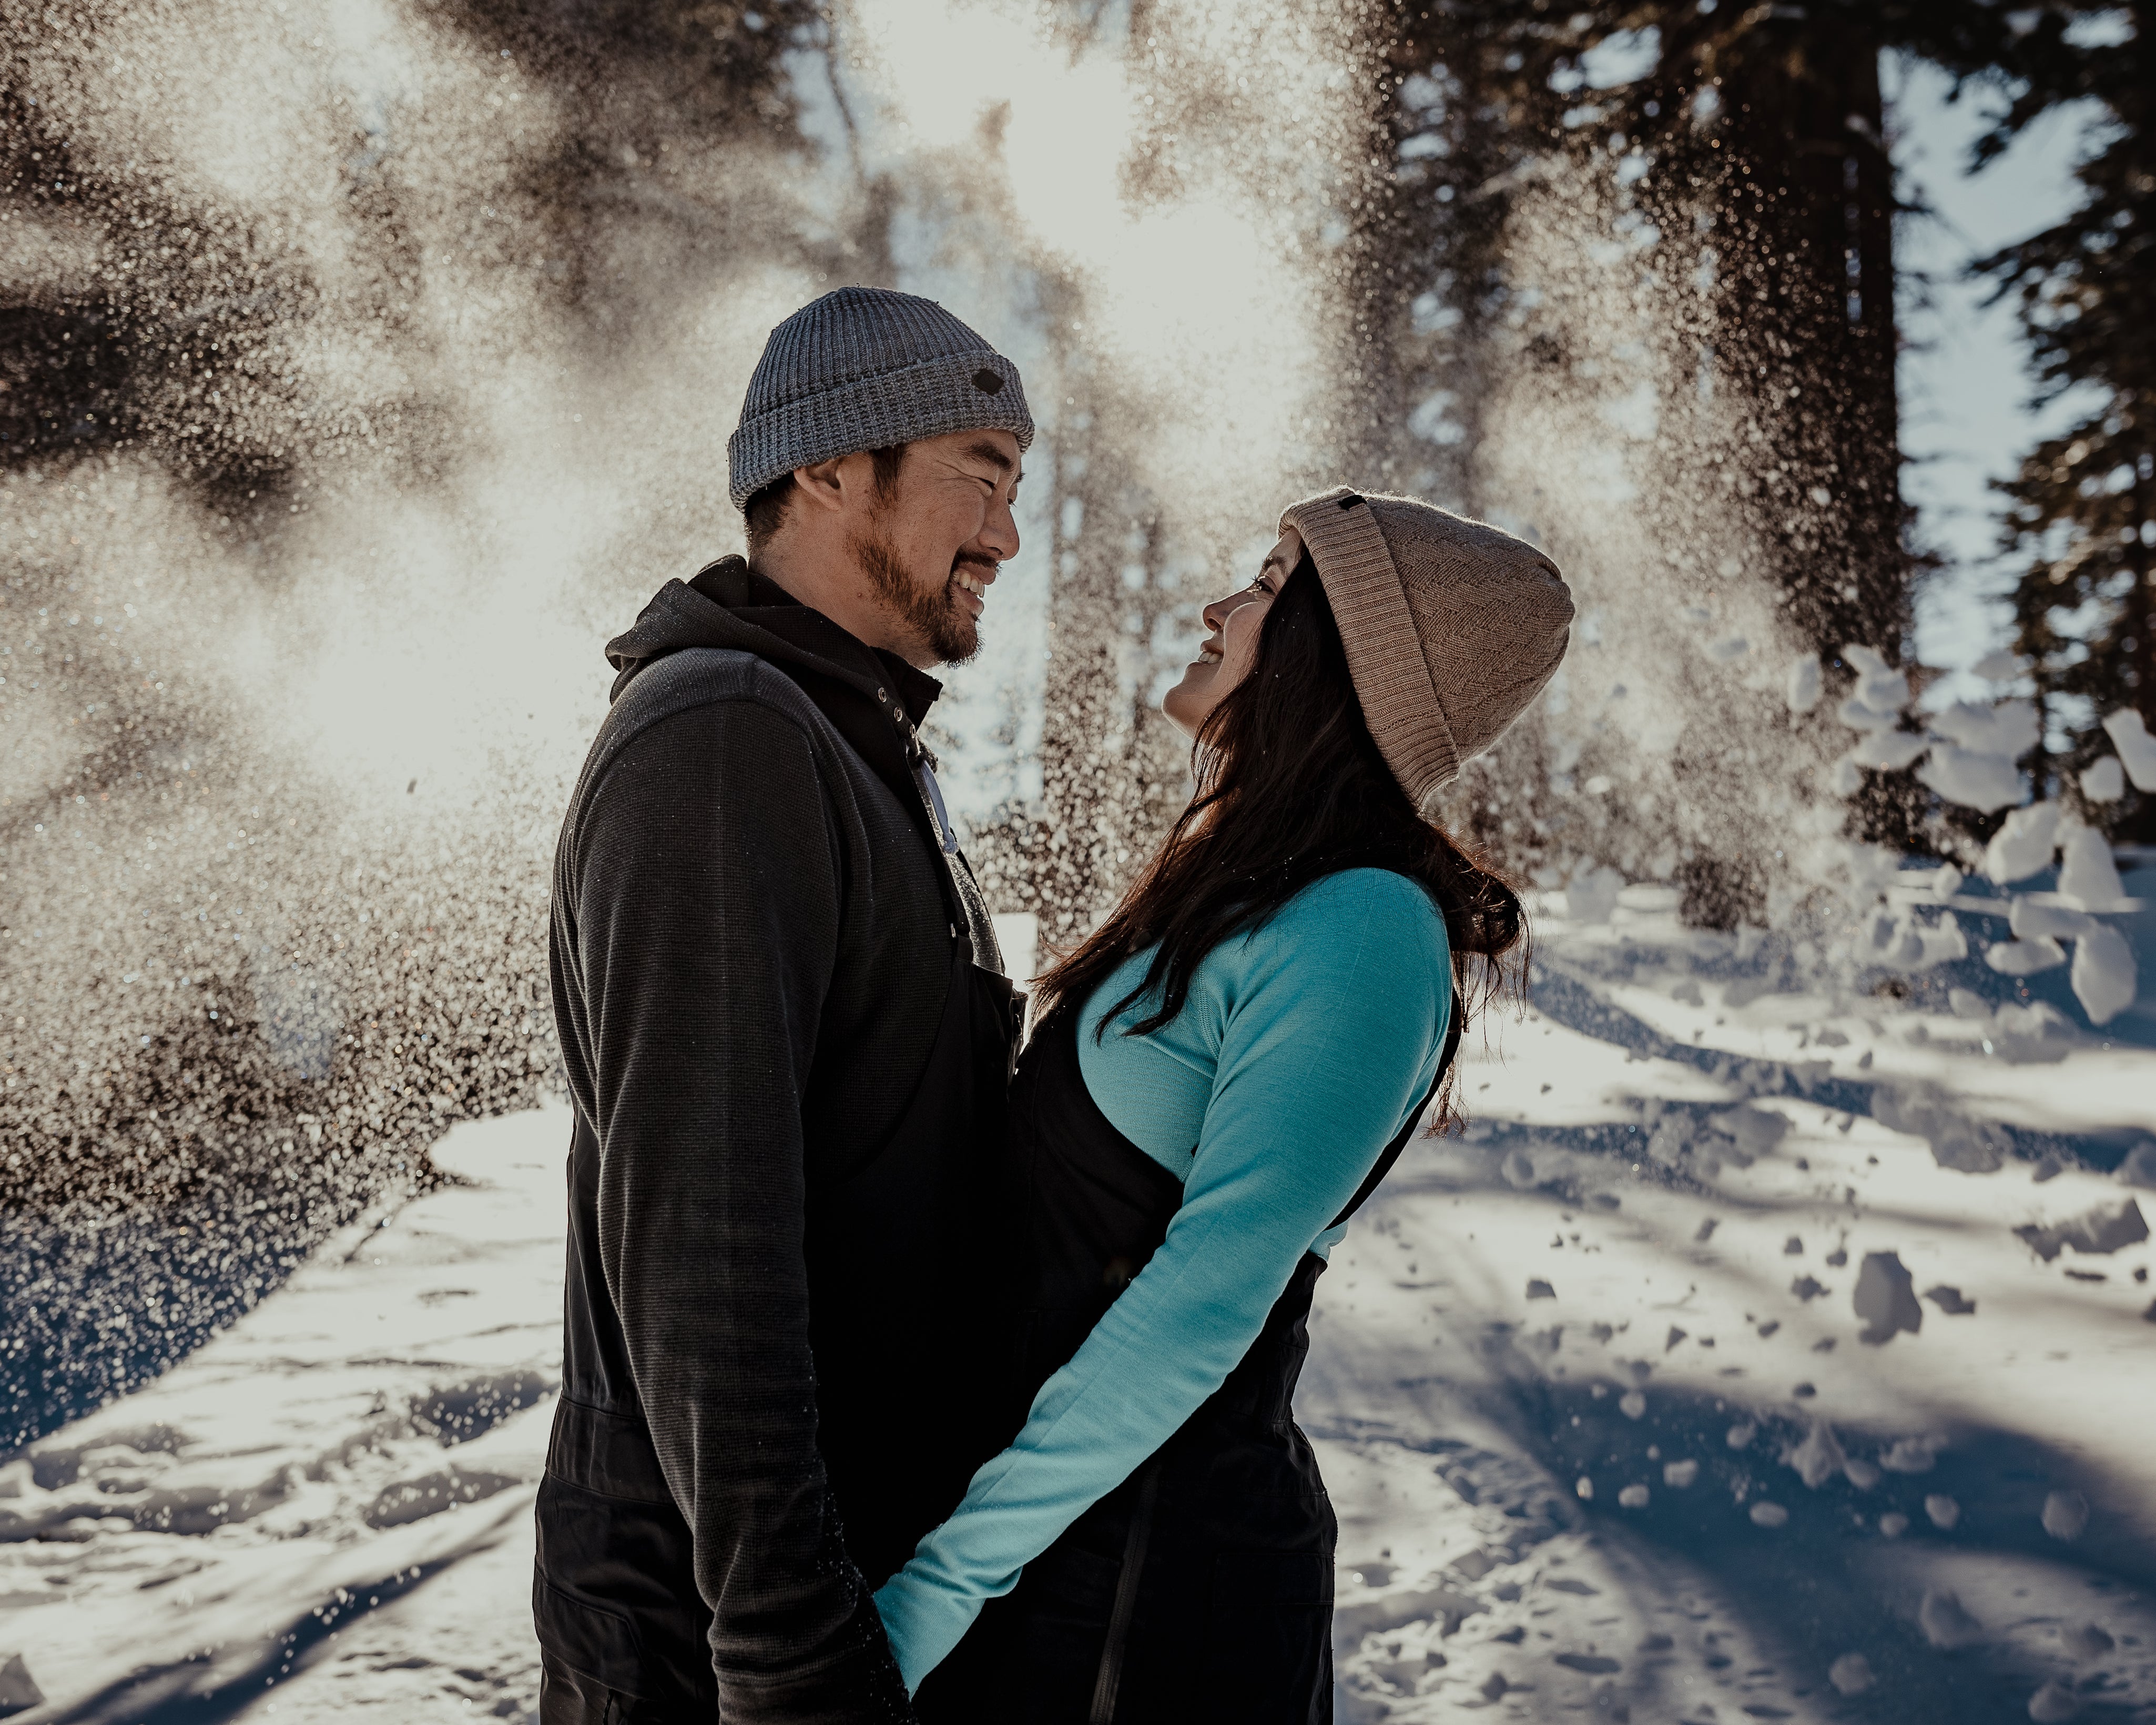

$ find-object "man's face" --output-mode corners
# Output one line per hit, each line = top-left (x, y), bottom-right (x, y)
(848, 429), (1023, 667)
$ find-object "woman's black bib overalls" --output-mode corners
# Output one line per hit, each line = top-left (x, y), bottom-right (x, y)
(918, 974), (1462, 1725)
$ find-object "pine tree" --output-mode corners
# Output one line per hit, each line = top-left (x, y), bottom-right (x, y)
(1979, 6), (2154, 841)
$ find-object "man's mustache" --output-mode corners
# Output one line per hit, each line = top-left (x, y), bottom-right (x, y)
(951, 553), (1000, 577)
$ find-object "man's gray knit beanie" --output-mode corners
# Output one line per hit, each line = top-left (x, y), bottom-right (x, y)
(727, 286), (1036, 509)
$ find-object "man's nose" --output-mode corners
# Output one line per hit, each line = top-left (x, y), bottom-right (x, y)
(980, 495), (1021, 564)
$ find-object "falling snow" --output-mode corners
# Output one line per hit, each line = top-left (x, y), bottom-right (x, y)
(2, 0), (2151, 1721)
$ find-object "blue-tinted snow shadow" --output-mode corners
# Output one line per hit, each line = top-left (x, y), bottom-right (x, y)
(1527, 930), (2152, 1178)
(32, 1499), (530, 1725)
(1513, 1368), (2144, 1722)
(0, 1183), (401, 1456)
(1318, 1366), (2151, 1724)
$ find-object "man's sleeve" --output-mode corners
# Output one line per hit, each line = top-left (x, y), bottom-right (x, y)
(572, 696), (913, 1722)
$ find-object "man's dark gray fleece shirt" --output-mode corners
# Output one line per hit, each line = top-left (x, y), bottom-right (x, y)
(549, 560), (983, 1717)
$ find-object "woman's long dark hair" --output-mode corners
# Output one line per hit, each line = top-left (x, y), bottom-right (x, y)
(1034, 551), (1526, 1133)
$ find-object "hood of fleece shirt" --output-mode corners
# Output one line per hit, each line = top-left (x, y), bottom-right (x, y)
(604, 554), (945, 845)
(606, 555), (940, 716)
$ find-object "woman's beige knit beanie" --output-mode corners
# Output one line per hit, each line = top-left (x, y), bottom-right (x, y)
(1279, 485), (1574, 812)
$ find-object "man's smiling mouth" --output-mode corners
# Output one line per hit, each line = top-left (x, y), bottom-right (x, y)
(953, 564), (994, 618)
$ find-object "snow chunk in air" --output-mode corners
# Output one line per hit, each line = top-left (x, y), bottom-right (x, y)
(1855, 907), (1967, 972)
(2082, 755), (2126, 803)
(1786, 655), (1822, 714)
(1986, 802), (2062, 885)
(2101, 707), (2156, 790)
(1709, 1104), (1791, 1161)
(2056, 827), (2129, 909)
(1840, 645), (1908, 717)
(1784, 1421), (1846, 1488)
(1852, 728), (1929, 771)
(1919, 743), (2025, 813)
(1986, 936), (2066, 977)
(2070, 923), (2138, 1026)
(1931, 697), (2039, 757)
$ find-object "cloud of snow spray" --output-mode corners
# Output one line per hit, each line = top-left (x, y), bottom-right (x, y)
(1446, 151), (1849, 913)
(0, 0), (1378, 1441)
(1418, 145), (2143, 1029)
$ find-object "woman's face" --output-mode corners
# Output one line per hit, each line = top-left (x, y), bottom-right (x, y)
(1162, 525), (1306, 740)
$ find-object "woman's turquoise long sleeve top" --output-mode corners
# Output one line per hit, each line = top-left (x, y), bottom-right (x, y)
(871, 867), (1452, 1691)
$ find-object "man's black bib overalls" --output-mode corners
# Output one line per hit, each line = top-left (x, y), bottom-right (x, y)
(920, 956), (1462, 1725)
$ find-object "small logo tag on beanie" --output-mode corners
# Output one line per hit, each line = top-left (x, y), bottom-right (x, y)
(971, 368), (1004, 395)
(1338, 493), (1364, 510)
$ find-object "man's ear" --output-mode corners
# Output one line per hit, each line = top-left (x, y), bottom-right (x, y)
(791, 454), (852, 515)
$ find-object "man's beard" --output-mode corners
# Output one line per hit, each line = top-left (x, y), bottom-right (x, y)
(851, 519), (986, 666)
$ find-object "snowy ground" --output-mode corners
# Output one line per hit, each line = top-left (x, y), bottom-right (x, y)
(2, 862), (2151, 1723)
(1310, 852), (2156, 1724)
(0, 1114), (561, 1723)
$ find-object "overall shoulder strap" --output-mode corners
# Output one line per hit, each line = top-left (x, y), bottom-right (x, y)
(909, 750), (1007, 974)
(1327, 985), (1465, 1230)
